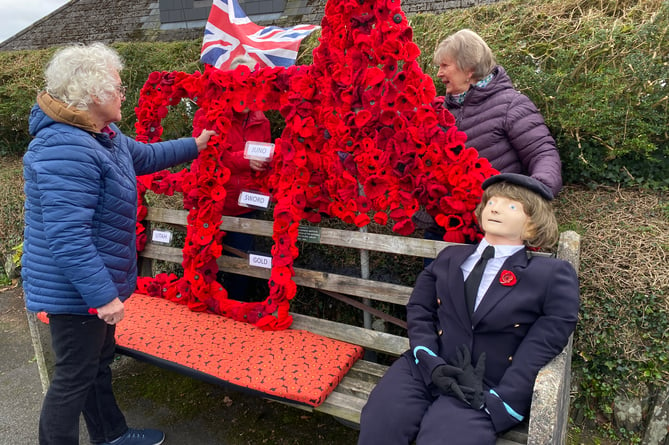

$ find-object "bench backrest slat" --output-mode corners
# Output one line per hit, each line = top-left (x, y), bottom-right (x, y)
(141, 244), (184, 264)
(145, 208), (454, 258)
(218, 256), (413, 305)
(307, 227), (452, 258)
(141, 249), (412, 307)
(290, 313), (409, 356)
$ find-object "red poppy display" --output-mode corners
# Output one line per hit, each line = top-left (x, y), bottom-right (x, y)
(133, 0), (498, 330)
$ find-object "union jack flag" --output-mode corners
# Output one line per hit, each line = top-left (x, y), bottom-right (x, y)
(201, 0), (320, 70)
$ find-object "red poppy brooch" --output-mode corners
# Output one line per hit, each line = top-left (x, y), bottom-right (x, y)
(499, 270), (517, 286)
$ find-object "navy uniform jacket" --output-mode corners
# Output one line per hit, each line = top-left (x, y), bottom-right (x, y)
(408, 243), (580, 432)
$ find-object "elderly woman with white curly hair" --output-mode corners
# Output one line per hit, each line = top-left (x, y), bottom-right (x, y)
(22, 42), (215, 445)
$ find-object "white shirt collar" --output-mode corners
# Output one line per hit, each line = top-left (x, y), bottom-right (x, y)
(477, 239), (524, 259)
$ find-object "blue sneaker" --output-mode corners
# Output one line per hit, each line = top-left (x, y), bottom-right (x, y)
(103, 428), (165, 445)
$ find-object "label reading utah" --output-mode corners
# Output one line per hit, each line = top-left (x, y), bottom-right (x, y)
(151, 230), (172, 244)
(238, 191), (270, 209)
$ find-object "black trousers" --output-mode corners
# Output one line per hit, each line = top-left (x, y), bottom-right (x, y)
(39, 314), (127, 445)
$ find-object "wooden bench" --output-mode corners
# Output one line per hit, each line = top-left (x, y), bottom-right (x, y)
(28, 206), (580, 444)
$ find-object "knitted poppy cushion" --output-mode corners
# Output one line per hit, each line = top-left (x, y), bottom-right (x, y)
(114, 293), (364, 407)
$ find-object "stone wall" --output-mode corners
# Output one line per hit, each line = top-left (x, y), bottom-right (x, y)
(0, 0), (506, 51)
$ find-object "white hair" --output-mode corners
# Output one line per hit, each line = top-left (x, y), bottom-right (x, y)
(44, 42), (124, 110)
(229, 54), (257, 71)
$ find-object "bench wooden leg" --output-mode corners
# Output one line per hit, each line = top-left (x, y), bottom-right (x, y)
(26, 310), (50, 394)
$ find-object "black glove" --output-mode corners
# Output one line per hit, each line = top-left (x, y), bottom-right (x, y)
(448, 344), (487, 409)
(431, 364), (467, 404)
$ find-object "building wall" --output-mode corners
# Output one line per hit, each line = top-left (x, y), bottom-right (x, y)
(0, 0), (505, 51)
(158, 0), (286, 27)
(298, 0), (502, 25)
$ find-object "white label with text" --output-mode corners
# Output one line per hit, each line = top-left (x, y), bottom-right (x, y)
(249, 253), (272, 269)
(151, 230), (172, 244)
(238, 191), (270, 209)
(244, 141), (275, 161)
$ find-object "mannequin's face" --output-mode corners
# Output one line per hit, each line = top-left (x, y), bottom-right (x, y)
(480, 195), (529, 245)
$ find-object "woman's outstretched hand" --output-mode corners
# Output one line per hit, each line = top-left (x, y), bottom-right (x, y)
(195, 129), (217, 152)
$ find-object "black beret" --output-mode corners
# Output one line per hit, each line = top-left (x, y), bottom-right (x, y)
(482, 173), (554, 201)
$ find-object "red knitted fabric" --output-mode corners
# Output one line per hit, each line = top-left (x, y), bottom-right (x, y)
(114, 293), (364, 406)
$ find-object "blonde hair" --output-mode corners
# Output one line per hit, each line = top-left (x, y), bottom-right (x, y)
(433, 29), (496, 81)
(475, 182), (559, 248)
(230, 54), (257, 70)
(44, 42), (124, 110)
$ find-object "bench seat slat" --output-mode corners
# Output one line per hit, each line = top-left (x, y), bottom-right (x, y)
(332, 374), (377, 399)
(348, 359), (390, 381)
(314, 391), (367, 424)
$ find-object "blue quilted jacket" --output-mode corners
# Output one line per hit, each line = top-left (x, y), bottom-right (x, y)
(23, 103), (198, 314)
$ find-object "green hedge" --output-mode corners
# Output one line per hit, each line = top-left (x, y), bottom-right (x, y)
(1, 0), (666, 188)
(408, 0), (668, 188)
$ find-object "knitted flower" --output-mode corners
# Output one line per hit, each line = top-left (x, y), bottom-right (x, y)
(500, 270), (517, 286)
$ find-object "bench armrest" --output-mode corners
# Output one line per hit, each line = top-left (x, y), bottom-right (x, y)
(527, 336), (573, 444)
(526, 230), (580, 444)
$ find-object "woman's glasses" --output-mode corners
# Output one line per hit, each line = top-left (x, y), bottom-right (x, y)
(115, 84), (128, 97)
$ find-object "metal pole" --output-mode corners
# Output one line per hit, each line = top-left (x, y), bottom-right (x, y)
(358, 182), (372, 331)
(359, 225), (371, 330)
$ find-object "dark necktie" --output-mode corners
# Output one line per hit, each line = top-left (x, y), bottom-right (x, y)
(465, 245), (495, 316)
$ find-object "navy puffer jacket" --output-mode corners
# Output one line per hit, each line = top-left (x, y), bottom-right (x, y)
(434, 66), (562, 196)
(23, 104), (198, 314)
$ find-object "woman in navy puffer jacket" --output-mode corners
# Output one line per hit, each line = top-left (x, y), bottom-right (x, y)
(432, 29), (562, 196)
(23, 42), (215, 445)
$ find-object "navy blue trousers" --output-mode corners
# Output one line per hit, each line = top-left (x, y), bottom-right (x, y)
(39, 314), (127, 445)
(358, 354), (496, 445)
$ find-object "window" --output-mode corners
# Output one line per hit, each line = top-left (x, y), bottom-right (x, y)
(159, 0), (286, 27)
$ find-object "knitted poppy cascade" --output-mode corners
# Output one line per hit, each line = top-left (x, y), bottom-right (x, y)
(134, 0), (498, 330)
